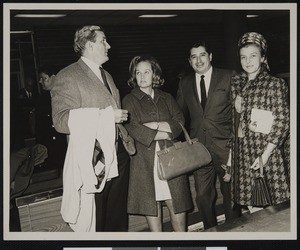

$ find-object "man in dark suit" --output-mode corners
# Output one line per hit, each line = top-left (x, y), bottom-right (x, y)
(51, 25), (130, 231)
(176, 41), (237, 230)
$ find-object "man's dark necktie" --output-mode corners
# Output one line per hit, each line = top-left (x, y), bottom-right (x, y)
(95, 67), (112, 189)
(200, 75), (207, 109)
(99, 67), (112, 94)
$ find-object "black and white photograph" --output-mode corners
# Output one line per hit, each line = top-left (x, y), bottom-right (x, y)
(2, 2), (297, 247)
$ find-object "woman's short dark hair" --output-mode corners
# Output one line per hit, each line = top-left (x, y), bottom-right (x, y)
(127, 55), (165, 89)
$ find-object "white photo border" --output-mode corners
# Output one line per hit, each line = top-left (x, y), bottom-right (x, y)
(3, 2), (297, 241)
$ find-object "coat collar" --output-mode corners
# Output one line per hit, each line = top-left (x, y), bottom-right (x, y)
(77, 58), (112, 93)
(238, 65), (270, 94)
(77, 58), (102, 85)
(77, 58), (120, 107)
(131, 87), (166, 102)
(207, 67), (220, 96)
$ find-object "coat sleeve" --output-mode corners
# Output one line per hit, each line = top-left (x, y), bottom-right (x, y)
(122, 95), (157, 148)
(176, 79), (189, 119)
(51, 73), (81, 134)
(266, 78), (290, 146)
(164, 94), (185, 140)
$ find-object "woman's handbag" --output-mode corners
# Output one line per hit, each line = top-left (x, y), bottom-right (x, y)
(157, 123), (212, 181)
(251, 156), (273, 206)
(117, 124), (136, 156)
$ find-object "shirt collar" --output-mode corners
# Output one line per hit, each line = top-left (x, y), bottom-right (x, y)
(196, 66), (213, 79)
(81, 56), (101, 71)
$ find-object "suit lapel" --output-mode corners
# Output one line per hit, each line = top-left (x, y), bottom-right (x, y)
(188, 74), (201, 106)
(103, 70), (120, 107)
(77, 58), (120, 108)
(77, 59), (112, 96)
(206, 68), (218, 108)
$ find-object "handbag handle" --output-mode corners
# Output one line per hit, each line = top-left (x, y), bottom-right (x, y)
(162, 122), (192, 150)
(258, 156), (264, 177)
(178, 122), (192, 144)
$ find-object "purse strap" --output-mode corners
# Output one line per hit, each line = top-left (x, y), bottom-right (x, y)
(161, 122), (191, 149)
(258, 156), (264, 177)
(178, 122), (192, 144)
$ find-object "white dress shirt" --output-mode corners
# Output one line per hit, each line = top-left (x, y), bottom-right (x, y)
(195, 66), (213, 103)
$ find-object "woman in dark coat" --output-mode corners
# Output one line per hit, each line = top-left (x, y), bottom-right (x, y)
(230, 32), (290, 208)
(122, 55), (193, 232)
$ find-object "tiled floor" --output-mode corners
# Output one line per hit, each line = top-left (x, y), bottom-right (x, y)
(10, 171), (290, 233)
(205, 201), (290, 232)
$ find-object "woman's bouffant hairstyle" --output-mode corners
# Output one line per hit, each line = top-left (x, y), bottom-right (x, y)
(73, 25), (104, 56)
(127, 55), (165, 88)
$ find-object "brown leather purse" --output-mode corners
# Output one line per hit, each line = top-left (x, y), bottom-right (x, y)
(117, 124), (136, 156)
(157, 123), (212, 180)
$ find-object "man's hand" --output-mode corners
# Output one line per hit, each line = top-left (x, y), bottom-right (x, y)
(223, 173), (231, 183)
(114, 109), (128, 123)
(221, 164), (231, 182)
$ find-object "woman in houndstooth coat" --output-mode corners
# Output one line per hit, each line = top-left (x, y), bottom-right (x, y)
(230, 32), (290, 206)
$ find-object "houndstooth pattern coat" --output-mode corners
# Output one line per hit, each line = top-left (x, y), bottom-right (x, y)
(231, 66), (290, 206)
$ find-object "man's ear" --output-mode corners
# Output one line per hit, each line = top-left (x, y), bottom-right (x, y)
(209, 53), (213, 62)
(85, 41), (93, 51)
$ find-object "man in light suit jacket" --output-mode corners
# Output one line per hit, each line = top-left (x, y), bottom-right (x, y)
(177, 41), (238, 230)
(51, 25), (130, 231)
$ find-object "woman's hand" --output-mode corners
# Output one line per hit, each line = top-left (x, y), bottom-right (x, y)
(250, 143), (276, 170)
(143, 121), (172, 133)
(235, 95), (243, 113)
(250, 153), (269, 170)
(248, 121), (257, 132)
(143, 122), (159, 130)
(154, 131), (171, 141)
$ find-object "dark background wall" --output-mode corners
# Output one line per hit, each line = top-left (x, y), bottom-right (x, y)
(30, 10), (289, 98)
(10, 10), (290, 98)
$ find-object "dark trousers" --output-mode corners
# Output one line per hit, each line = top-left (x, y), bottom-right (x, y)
(95, 141), (130, 232)
(193, 163), (217, 229)
(215, 164), (233, 221)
